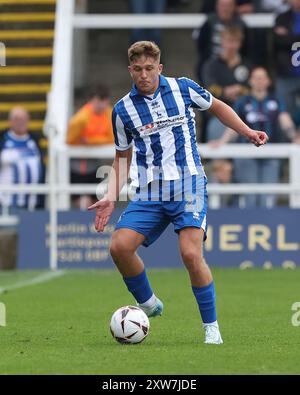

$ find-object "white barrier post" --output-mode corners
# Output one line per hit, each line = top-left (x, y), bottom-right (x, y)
(57, 143), (71, 209)
(48, 0), (75, 210)
(289, 145), (300, 208)
(48, 126), (58, 271)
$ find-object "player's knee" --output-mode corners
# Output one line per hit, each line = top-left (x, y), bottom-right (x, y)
(109, 233), (133, 260)
(181, 249), (204, 271)
(109, 237), (124, 260)
(181, 248), (199, 265)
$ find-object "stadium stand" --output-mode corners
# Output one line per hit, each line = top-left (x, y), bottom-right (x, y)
(0, 0), (56, 135)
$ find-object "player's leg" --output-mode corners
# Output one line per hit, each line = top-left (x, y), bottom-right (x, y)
(167, 175), (222, 344)
(110, 199), (169, 317)
(110, 228), (163, 317)
(178, 227), (223, 344)
(110, 228), (145, 277)
(179, 227), (212, 286)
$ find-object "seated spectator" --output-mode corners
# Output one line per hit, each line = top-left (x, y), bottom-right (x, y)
(210, 66), (300, 208)
(66, 85), (114, 208)
(203, 26), (251, 140)
(0, 107), (45, 210)
(129, 0), (167, 46)
(274, 0), (300, 114)
(195, 0), (248, 81)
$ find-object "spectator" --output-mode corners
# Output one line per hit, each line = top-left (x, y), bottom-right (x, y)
(203, 26), (251, 140)
(195, 0), (247, 81)
(201, 0), (254, 14)
(210, 159), (235, 206)
(292, 104), (300, 140)
(274, 0), (300, 114)
(0, 107), (45, 210)
(66, 85), (114, 208)
(129, 0), (167, 46)
(210, 66), (300, 207)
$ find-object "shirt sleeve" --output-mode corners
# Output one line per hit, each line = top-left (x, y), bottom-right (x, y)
(182, 77), (213, 111)
(112, 107), (133, 151)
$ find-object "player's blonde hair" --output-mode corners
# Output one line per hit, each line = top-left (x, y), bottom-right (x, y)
(128, 41), (161, 64)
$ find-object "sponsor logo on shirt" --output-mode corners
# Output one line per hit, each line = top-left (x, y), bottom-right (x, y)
(137, 115), (185, 137)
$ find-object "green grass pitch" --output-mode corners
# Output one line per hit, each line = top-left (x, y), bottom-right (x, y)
(0, 268), (299, 375)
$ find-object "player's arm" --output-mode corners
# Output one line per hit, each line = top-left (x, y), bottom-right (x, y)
(88, 147), (132, 232)
(106, 147), (132, 202)
(88, 106), (133, 232)
(208, 97), (268, 147)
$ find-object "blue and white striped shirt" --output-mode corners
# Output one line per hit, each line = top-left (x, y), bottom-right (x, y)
(0, 130), (43, 208)
(112, 75), (212, 187)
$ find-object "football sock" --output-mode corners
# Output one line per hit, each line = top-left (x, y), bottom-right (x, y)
(139, 293), (157, 309)
(123, 270), (154, 304)
(192, 281), (217, 324)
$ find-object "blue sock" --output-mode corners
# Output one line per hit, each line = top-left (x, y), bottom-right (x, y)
(192, 281), (217, 324)
(123, 270), (153, 304)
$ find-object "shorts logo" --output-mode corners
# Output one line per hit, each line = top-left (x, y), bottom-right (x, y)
(193, 212), (200, 220)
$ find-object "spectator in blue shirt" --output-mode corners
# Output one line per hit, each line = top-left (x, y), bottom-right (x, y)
(0, 107), (45, 210)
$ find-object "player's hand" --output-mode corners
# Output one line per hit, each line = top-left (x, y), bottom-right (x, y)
(87, 198), (115, 232)
(247, 130), (269, 147)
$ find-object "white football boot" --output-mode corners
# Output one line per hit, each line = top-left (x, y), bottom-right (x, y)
(203, 322), (223, 344)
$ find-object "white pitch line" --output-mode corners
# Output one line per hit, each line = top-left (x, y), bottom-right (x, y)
(0, 270), (66, 294)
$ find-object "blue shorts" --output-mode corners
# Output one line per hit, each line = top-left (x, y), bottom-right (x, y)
(115, 175), (208, 247)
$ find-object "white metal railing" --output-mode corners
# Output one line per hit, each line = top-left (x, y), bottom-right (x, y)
(72, 13), (275, 29)
(54, 143), (300, 209)
(2, 142), (300, 214)
(1, 141), (300, 271)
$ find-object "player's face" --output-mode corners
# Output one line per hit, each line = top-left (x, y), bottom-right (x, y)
(128, 55), (163, 96)
(249, 68), (271, 91)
